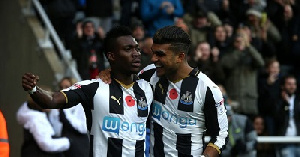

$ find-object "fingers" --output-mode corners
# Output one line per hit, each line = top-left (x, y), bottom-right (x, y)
(22, 73), (39, 91)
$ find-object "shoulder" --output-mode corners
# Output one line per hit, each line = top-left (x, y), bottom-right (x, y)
(63, 79), (105, 91)
(136, 79), (153, 92)
(138, 64), (157, 81)
(197, 72), (223, 101)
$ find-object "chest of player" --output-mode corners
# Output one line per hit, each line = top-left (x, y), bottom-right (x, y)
(151, 77), (206, 132)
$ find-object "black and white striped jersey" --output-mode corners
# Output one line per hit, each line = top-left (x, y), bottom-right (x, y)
(62, 78), (153, 157)
(139, 64), (228, 157)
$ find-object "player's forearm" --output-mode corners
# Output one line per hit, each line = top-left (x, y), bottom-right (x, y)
(203, 145), (219, 157)
(30, 86), (67, 109)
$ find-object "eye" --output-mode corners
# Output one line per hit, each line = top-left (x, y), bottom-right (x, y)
(135, 47), (141, 52)
(124, 47), (131, 51)
(154, 51), (165, 57)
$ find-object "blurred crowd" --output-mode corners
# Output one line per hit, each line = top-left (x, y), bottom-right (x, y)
(17, 0), (300, 156)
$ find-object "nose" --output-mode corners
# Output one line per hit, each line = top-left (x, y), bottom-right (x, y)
(133, 48), (141, 57)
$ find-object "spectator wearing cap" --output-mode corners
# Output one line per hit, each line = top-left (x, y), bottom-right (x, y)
(245, 8), (281, 45)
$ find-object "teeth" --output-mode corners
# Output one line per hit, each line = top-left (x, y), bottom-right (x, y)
(155, 65), (162, 68)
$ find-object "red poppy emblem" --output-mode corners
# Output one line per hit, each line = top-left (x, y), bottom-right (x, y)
(169, 88), (178, 100)
(125, 96), (135, 107)
(74, 84), (81, 89)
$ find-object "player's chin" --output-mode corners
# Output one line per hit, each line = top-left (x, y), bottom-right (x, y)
(130, 67), (141, 74)
(155, 67), (165, 77)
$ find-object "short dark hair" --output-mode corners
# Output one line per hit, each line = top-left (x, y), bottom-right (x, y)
(153, 26), (191, 54)
(103, 26), (132, 57)
(281, 74), (296, 86)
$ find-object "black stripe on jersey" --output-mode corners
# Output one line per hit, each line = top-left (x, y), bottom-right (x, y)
(85, 107), (93, 132)
(153, 121), (165, 157)
(64, 82), (99, 131)
(133, 83), (148, 117)
(176, 133), (192, 157)
(109, 80), (124, 115)
(204, 87), (220, 142)
(178, 69), (199, 112)
(154, 77), (168, 104)
(89, 135), (93, 157)
(135, 139), (145, 157)
(138, 68), (156, 82)
(107, 137), (123, 157)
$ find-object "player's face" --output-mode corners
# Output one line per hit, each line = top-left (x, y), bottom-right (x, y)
(151, 43), (179, 77)
(114, 36), (141, 74)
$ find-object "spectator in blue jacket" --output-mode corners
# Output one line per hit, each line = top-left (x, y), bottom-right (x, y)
(140, 0), (184, 37)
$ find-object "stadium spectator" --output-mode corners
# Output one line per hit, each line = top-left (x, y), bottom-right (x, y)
(257, 58), (281, 135)
(190, 41), (225, 85)
(209, 25), (232, 59)
(275, 75), (300, 157)
(0, 109), (9, 157)
(17, 89), (71, 157)
(253, 115), (276, 157)
(140, 0), (184, 37)
(221, 31), (264, 118)
(71, 20), (106, 79)
(222, 106), (257, 157)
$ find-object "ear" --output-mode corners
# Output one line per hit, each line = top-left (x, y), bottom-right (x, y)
(176, 52), (186, 63)
(107, 52), (115, 61)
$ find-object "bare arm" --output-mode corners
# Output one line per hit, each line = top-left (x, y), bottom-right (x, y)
(22, 73), (68, 109)
(203, 146), (219, 157)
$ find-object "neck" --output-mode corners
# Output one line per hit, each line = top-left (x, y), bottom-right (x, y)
(111, 71), (134, 85)
(167, 62), (193, 83)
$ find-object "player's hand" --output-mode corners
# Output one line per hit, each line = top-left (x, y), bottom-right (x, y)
(98, 68), (111, 84)
(22, 73), (39, 91)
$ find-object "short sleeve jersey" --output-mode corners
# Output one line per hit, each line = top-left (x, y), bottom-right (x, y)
(138, 64), (228, 157)
(62, 78), (153, 157)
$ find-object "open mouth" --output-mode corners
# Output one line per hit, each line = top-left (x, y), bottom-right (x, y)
(155, 65), (163, 69)
(132, 60), (141, 67)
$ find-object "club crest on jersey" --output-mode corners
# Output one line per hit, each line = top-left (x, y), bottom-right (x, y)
(179, 91), (193, 105)
(137, 97), (147, 110)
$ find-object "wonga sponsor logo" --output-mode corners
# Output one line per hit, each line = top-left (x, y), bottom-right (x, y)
(102, 116), (146, 136)
(152, 102), (197, 128)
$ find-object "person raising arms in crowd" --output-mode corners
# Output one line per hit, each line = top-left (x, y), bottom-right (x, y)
(21, 26), (153, 157)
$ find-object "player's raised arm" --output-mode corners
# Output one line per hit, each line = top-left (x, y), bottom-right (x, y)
(22, 73), (68, 109)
